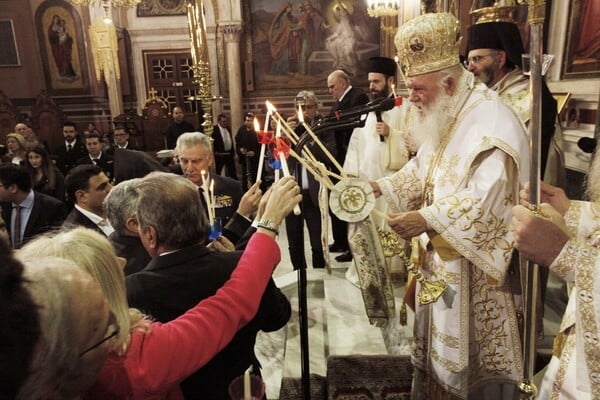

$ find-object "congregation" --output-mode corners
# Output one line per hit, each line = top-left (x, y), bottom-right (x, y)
(1, 9), (599, 400)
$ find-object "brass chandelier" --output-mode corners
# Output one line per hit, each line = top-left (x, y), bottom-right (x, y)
(366, 0), (401, 17)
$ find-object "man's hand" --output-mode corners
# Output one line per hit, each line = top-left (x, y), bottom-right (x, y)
(207, 236), (235, 253)
(520, 181), (570, 216)
(388, 211), (428, 240)
(237, 181), (262, 218)
(375, 122), (390, 138)
(512, 204), (571, 267)
(246, 151), (256, 157)
(370, 181), (381, 198)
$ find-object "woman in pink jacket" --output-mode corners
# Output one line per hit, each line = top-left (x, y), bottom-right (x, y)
(18, 176), (301, 399)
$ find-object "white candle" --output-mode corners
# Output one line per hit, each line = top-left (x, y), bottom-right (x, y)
(209, 179), (215, 226)
(391, 83), (397, 98)
(243, 367), (251, 400)
(254, 118), (265, 183)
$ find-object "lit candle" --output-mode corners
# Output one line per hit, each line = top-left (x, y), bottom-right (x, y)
(200, 170), (213, 226)
(209, 179), (215, 226)
(275, 119), (300, 215)
(391, 83), (397, 98)
(264, 101), (273, 132)
(297, 104), (346, 177)
(243, 367), (251, 400)
(254, 118), (266, 183)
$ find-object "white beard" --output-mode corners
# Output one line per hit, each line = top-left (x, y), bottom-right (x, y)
(585, 152), (600, 202)
(410, 91), (454, 149)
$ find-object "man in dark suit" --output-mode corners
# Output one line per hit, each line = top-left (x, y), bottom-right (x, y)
(175, 131), (244, 228)
(165, 106), (195, 149)
(63, 164), (113, 236)
(103, 178), (149, 276)
(285, 90), (336, 269)
(235, 112), (260, 191)
(213, 113), (237, 179)
(52, 120), (87, 176)
(126, 172), (291, 400)
(326, 69), (369, 261)
(0, 164), (66, 249)
(106, 125), (141, 157)
(76, 132), (114, 180)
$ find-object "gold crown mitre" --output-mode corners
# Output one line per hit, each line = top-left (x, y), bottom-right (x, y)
(395, 13), (462, 77)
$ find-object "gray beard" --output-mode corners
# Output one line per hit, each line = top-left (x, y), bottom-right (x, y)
(411, 92), (454, 149)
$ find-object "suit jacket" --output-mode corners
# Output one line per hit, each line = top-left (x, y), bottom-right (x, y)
(52, 139), (87, 176)
(212, 124), (235, 156)
(211, 174), (243, 226)
(165, 120), (195, 149)
(105, 143), (141, 157)
(62, 207), (105, 236)
(125, 243), (291, 400)
(77, 153), (114, 180)
(1, 191), (66, 246)
(108, 231), (151, 276)
(330, 86), (369, 162)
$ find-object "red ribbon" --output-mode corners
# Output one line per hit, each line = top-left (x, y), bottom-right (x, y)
(257, 130), (274, 145)
(268, 136), (291, 158)
(394, 97), (403, 107)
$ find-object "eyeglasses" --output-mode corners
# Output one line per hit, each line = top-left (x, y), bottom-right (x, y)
(304, 104), (316, 109)
(79, 313), (119, 357)
(79, 327), (119, 357)
(464, 52), (497, 66)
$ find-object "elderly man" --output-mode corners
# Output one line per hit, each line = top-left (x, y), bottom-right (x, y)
(176, 131), (251, 229)
(326, 69), (369, 260)
(103, 178), (149, 276)
(466, 19), (564, 187)
(126, 172), (291, 399)
(371, 13), (529, 398)
(512, 151), (600, 399)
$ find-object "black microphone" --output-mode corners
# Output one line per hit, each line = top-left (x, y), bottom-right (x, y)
(578, 137), (597, 154)
(325, 97), (398, 123)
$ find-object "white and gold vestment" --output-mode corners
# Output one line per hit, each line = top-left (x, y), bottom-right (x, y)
(538, 201), (600, 400)
(378, 74), (530, 399)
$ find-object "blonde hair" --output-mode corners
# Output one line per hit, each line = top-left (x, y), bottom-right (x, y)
(16, 257), (95, 399)
(18, 227), (150, 356)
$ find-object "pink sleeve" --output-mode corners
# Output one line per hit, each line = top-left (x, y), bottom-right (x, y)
(124, 233), (280, 395)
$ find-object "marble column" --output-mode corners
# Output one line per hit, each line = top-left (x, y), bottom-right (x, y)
(220, 23), (243, 134)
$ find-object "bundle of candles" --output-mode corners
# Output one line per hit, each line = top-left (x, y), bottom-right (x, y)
(253, 100), (394, 222)
(200, 170), (221, 239)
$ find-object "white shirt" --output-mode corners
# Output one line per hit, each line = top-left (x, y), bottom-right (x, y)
(218, 124), (232, 151)
(74, 204), (115, 236)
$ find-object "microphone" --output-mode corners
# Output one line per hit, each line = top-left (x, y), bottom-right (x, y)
(326, 97), (399, 123)
(578, 137), (597, 154)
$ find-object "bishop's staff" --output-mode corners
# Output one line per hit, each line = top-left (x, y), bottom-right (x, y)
(519, 1), (546, 398)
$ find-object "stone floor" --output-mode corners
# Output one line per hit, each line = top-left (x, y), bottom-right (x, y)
(254, 221), (567, 399)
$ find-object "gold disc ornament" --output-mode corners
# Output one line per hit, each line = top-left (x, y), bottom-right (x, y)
(329, 177), (376, 222)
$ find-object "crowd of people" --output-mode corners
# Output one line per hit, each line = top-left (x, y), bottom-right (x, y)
(0, 9), (597, 400)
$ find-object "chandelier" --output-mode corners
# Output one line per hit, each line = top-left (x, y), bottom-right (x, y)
(366, 0), (401, 18)
(69, 0), (142, 7)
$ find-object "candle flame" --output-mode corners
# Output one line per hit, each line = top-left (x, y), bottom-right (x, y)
(297, 104), (304, 123)
(266, 101), (276, 113)
(253, 118), (260, 132)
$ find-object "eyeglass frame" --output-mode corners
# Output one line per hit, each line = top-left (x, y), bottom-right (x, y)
(79, 328), (119, 357)
(464, 51), (500, 67)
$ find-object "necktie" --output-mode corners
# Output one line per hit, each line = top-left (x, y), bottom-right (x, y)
(67, 143), (72, 152)
(13, 205), (22, 249)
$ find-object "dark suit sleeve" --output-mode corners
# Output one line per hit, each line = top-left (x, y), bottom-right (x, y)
(234, 226), (257, 251)
(49, 198), (67, 227)
(255, 278), (291, 332)
(54, 169), (66, 203)
(223, 212), (251, 244)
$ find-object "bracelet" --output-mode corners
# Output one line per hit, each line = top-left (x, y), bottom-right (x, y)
(257, 219), (279, 235)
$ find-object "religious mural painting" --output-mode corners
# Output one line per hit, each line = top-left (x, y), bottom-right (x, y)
(136, 0), (187, 17)
(563, 0), (600, 78)
(249, 0), (380, 92)
(35, 0), (89, 95)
